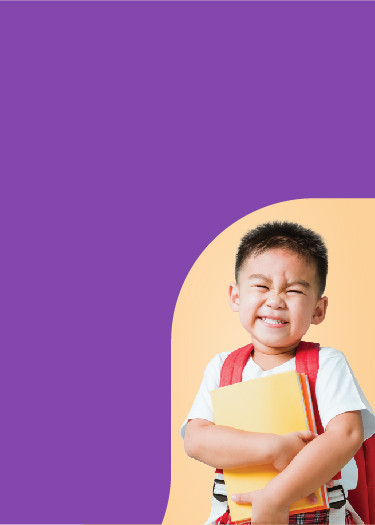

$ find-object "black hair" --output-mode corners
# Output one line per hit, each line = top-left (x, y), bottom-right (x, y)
(235, 221), (328, 296)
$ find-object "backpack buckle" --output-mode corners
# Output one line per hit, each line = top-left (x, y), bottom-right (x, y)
(213, 477), (227, 502)
(328, 484), (346, 509)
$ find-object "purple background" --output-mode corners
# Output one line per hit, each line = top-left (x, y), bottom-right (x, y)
(0, 2), (374, 523)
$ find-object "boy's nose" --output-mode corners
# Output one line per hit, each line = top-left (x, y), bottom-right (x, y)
(266, 293), (286, 309)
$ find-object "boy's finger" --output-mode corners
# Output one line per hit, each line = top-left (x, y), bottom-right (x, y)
(307, 493), (318, 504)
(231, 492), (252, 505)
(299, 430), (319, 442)
(308, 483), (333, 503)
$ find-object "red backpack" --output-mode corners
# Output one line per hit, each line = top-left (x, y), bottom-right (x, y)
(216, 341), (375, 524)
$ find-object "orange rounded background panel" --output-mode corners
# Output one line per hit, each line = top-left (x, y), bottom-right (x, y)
(166, 199), (375, 525)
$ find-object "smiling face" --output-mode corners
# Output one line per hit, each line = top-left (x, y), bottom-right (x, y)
(229, 248), (328, 360)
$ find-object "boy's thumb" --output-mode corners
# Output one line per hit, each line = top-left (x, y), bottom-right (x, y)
(231, 492), (253, 505)
(299, 430), (319, 442)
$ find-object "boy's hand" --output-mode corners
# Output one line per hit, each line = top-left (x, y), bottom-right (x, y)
(272, 431), (335, 505)
(231, 480), (334, 524)
(272, 431), (317, 472)
(232, 488), (289, 525)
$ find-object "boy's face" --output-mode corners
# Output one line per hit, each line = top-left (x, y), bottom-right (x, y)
(229, 248), (328, 356)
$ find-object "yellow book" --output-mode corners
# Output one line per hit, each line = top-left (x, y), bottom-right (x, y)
(211, 370), (329, 522)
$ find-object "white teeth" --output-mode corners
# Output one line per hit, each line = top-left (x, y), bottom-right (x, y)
(261, 317), (287, 325)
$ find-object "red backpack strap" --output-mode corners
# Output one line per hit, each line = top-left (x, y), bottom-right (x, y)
(216, 344), (253, 475)
(219, 343), (254, 387)
(296, 341), (341, 481)
(295, 341), (324, 435)
(348, 434), (375, 525)
(348, 445), (369, 524)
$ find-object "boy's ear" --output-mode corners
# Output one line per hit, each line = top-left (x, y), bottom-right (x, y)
(228, 282), (240, 312)
(311, 296), (328, 325)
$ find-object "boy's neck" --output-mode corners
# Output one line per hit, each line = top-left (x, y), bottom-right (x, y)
(252, 343), (298, 372)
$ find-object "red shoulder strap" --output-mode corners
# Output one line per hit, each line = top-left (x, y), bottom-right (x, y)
(296, 341), (341, 481)
(348, 435), (375, 525)
(349, 446), (369, 524)
(219, 343), (254, 387)
(295, 341), (323, 435)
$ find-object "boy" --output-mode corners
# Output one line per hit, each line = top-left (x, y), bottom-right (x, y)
(181, 221), (375, 525)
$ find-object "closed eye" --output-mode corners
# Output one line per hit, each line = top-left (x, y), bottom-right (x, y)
(287, 290), (303, 294)
(253, 285), (269, 290)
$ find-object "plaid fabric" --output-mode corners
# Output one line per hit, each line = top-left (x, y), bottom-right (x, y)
(216, 508), (357, 524)
(289, 510), (356, 524)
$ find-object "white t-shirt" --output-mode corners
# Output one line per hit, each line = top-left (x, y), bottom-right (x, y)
(181, 347), (375, 525)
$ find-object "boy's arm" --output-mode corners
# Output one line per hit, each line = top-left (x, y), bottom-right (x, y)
(184, 418), (317, 470)
(233, 411), (364, 524)
(265, 411), (364, 505)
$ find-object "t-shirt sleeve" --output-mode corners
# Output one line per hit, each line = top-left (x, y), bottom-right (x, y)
(316, 347), (375, 440)
(180, 351), (230, 440)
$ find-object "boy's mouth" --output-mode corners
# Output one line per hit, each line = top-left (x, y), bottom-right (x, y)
(259, 316), (288, 326)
